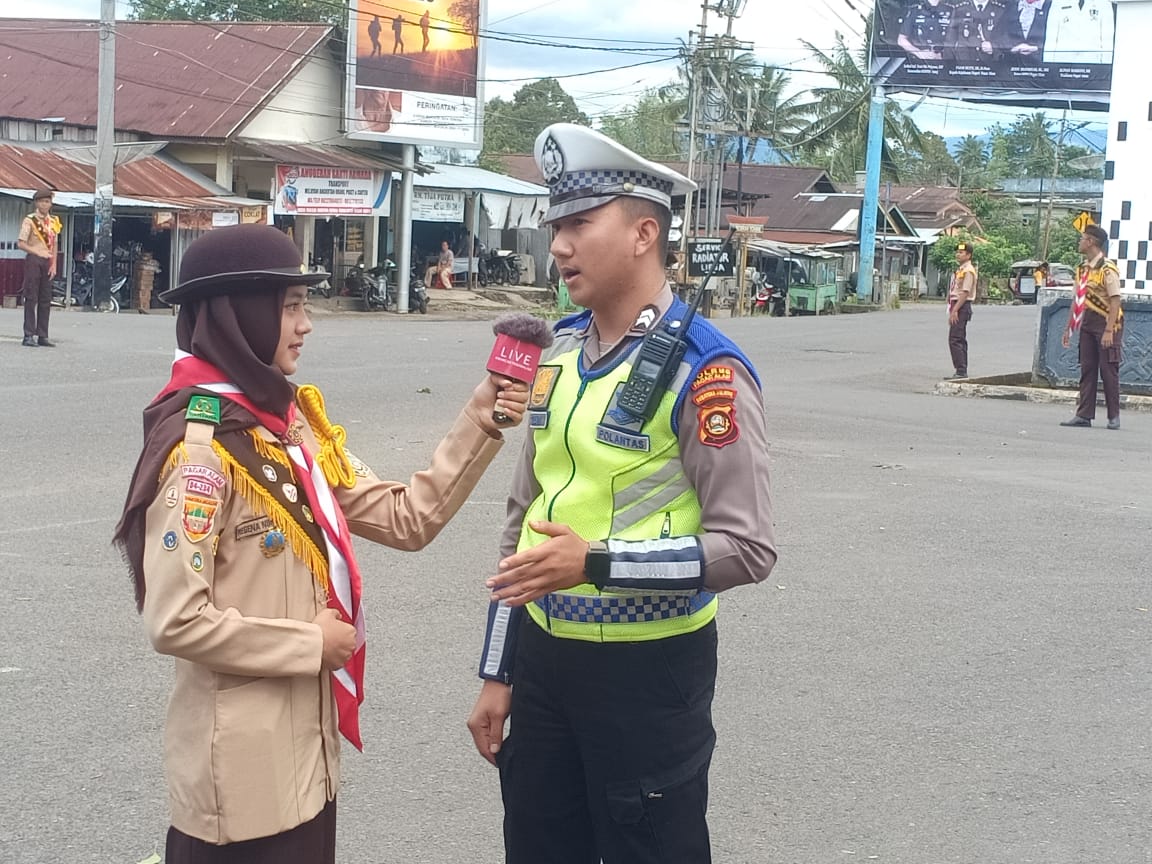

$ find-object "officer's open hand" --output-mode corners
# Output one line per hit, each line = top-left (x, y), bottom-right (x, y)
(486, 520), (587, 606)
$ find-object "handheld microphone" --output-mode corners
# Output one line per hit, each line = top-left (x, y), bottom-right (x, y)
(487, 313), (555, 425)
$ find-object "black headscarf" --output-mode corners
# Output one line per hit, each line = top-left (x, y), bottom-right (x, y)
(113, 287), (290, 611)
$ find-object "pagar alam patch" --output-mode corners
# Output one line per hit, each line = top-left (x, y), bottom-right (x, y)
(691, 365), (734, 392)
(185, 395), (221, 425)
(698, 398), (740, 449)
(182, 494), (220, 543)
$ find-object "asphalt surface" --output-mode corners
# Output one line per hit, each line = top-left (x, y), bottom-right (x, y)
(1, 303), (1148, 864)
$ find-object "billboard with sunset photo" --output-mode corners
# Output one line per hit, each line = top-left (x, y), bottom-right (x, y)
(346, 0), (485, 147)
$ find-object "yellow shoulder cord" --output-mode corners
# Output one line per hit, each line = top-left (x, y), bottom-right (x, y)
(296, 384), (357, 490)
(209, 438), (330, 591)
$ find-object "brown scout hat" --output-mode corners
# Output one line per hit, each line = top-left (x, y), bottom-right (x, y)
(159, 224), (329, 303)
(32, 188), (54, 202)
(955, 242), (972, 254)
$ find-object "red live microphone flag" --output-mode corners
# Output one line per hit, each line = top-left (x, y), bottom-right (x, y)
(487, 314), (554, 423)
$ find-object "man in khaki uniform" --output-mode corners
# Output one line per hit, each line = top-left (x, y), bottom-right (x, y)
(1060, 224), (1123, 429)
(948, 242), (977, 378)
(17, 188), (60, 347)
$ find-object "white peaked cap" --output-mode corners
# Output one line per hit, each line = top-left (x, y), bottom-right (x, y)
(534, 123), (696, 223)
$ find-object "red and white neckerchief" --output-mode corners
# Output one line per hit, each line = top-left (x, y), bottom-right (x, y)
(157, 350), (367, 750)
(1069, 268), (1089, 334)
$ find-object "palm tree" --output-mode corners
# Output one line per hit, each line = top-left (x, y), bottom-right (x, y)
(793, 34), (925, 182)
(743, 65), (813, 160)
(955, 134), (989, 187)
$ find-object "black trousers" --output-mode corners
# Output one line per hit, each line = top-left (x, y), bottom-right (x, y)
(165, 798), (336, 864)
(948, 301), (972, 374)
(22, 255), (51, 339)
(1076, 326), (1122, 421)
(499, 615), (718, 864)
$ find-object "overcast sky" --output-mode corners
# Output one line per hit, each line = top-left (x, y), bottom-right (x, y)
(0, 0), (1108, 142)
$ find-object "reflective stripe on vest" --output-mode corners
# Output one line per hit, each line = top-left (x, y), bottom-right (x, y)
(520, 332), (718, 643)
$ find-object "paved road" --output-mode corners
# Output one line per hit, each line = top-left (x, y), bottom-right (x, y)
(1, 304), (1148, 864)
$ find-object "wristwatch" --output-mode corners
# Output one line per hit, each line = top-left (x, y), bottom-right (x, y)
(584, 541), (610, 589)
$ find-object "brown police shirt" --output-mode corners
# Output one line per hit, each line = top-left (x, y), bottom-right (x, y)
(498, 285), (778, 592)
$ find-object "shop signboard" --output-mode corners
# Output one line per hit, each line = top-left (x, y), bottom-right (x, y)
(412, 188), (466, 222)
(345, 0), (486, 148)
(273, 165), (391, 216)
(687, 238), (735, 278)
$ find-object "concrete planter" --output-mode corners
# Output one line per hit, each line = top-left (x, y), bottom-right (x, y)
(1033, 287), (1152, 396)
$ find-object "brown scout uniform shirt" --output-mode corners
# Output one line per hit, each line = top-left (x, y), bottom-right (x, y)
(144, 402), (503, 844)
(1080, 252), (1122, 334)
(499, 285), (778, 592)
(950, 260), (977, 304)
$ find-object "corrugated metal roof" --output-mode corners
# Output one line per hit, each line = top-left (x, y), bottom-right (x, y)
(0, 20), (331, 139)
(235, 139), (410, 173)
(0, 142), (255, 209)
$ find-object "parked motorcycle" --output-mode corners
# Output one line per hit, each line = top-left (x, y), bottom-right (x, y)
(52, 272), (127, 312)
(485, 249), (522, 286)
(408, 265), (429, 314)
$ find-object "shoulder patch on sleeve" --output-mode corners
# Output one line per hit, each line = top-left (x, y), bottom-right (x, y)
(697, 391), (740, 449)
(691, 365), (734, 392)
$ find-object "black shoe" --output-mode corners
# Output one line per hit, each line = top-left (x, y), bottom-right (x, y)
(21, 336), (36, 347)
(1107, 417), (1120, 431)
(37, 338), (55, 348)
(1059, 416), (1091, 428)
(949, 371), (968, 379)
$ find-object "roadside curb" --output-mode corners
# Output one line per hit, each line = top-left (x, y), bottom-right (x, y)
(934, 372), (1152, 413)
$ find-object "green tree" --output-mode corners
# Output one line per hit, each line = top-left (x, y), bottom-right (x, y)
(480, 78), (590, 158)
(794, 34), (925, 182)
(955, 134), (990, 188)
(599, 89), (684, 160)
(129, 0), (341, 23)
(893, 131), (956, 185)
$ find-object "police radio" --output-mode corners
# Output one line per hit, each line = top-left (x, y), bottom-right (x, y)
(616, 228), (736, 423)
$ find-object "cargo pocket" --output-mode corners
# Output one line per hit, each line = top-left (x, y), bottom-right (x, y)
(605, 747), (713, 863)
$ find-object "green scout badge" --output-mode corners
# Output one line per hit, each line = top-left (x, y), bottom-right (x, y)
(186, 395), (221, 425)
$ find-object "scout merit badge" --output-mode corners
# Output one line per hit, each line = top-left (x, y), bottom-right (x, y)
(692, 365), (740, 449)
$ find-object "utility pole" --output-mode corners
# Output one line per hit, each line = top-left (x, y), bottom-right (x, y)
(857, 85), (886, 304)
(93, 0), (115, 312)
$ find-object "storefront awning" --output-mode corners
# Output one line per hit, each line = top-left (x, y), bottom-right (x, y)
(415, 164), (548, 197)
(0, 187), (269, 211)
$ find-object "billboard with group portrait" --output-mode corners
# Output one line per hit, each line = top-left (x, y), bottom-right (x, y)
(870, 0), (1114, 106)
(346, 0), (486, 148)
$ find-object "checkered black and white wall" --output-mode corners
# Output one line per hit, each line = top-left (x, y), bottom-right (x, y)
(1102, 0), (1152, 293)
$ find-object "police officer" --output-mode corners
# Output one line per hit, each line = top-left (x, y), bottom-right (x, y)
(948, 241), (977, 378)
(949, 0), (1008, 62)
(466, 124), (778, 864)
(898, 0), (954, 60)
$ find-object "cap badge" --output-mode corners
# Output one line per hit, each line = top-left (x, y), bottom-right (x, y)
(541, 134), (565, 187)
